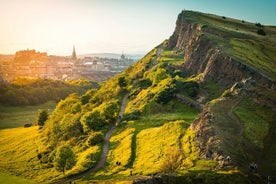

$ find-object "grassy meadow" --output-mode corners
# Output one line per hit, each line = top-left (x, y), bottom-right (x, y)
(0, 126), (60, 183)
(0, 101), (56, 129)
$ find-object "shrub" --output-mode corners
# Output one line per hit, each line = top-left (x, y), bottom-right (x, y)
(80, 110), (103, 132)
(118, 76), (127, 88)
(86, 131), (104, 146)
(123, 111), (141, 120)
(54, 145), (76, 174)
(255, 22), (264, 28)
(257, 29), (266, 36)
(134, 78), (152, 89)
(36, 109), (48, 126)
(159, 149), (182, 174)
(24, 123), (32, 128)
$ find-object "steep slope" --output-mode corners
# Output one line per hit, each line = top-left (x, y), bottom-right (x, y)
(169, 11), (276, 88)
(168, 10), (276, 179)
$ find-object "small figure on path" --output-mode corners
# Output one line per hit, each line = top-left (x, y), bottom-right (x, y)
(226, 155), (231, 162)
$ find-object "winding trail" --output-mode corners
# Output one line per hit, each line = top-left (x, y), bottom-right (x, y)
(227, 100), (244, 142)
(52, 94), (128, 184)
(175, 94), (203, 111)
(227, 99), (260, 165)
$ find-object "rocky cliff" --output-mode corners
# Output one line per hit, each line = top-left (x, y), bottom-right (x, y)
(168, 11), (275, 89)
(168, 11), (276, 175)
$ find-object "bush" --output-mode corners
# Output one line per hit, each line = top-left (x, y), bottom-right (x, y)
(86, 131), (104, 146)
(36, 110), (48, 126)
(118, 76), (127, 88)
(255, 22), (264, 28)
(24, 123), (32, 128)
(54, 145), (76, 174)
(123, 111), (141, 120)
(159, 149), (182, 174)
(257, 29), (266, 36)
(80, 110), (103, 132)
(134, 78), (152, 89)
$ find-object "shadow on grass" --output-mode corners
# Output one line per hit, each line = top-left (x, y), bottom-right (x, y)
(133, 170), (263, 184)
(127, 131), (137, 168)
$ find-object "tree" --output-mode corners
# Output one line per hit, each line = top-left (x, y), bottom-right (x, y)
(37, 109), (48, 126)
(86, 131), (104, 146)
(80, 110), (103, 133)
(118, 76), (127, 88)
(54, 145), (76, 174)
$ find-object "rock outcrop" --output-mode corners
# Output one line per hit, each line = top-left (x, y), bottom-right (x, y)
(168, 11), (275, 89)
(169, 11), (276, 168)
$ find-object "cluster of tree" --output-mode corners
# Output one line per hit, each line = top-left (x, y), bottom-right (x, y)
(44, 92), (119, 147)
(255, 22), (266, 36)
(0, 78), (99, 106)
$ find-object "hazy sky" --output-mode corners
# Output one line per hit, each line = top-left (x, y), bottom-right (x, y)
(1, 0), (275, 55)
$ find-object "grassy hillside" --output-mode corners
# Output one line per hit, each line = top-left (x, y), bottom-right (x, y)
(182, 11), (276, 80)
(0, 10), (275, 183)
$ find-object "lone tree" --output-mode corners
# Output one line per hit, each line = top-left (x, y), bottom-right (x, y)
(54, 145), (76, 174)
(36, 109), (48, 126)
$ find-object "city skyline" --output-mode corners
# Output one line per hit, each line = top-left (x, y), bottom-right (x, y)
(1, 0), (275, 56)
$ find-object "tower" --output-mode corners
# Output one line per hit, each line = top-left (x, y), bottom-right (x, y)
(72, 45), (77, 60)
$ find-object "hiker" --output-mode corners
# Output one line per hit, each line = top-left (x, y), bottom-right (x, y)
(268, 176), (273, 184)
(249, 162), (258, 172)
(226, 155), (231, 162)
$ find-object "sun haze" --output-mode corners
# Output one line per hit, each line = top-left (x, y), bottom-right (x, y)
(0, 0), (275, 55)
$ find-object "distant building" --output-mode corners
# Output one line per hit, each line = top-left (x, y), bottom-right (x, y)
(72, 45), (77, 60)
(121, 53), (126, 60)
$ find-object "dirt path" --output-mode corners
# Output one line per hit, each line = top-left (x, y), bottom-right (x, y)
(227, 100), (243, 141)
(52, 94), (128, 184)
(92, 94), (128, 170)
(227, 99), (260, 164)
(175, 94), (203, 111)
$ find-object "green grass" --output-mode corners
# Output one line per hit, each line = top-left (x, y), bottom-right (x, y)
(181, 11), (276, 81)
(0, 125), (101, 183)
(230, 38), (276, 80)
(0, 172), (35, 184)
(200, 81), (224, 102)
(82, 101), (225, 183)
(0, 126), (59, 182)
(234, 106), (269, 149)
(0, 101), (56, 129)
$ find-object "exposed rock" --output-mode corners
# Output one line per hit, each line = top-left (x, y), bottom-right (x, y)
(168, 11), (275, 89)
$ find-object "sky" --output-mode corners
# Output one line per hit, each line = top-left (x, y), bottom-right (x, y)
(0, 0), (275, 56)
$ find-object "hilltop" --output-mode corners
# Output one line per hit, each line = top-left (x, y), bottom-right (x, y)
(0, 10), (275, 184)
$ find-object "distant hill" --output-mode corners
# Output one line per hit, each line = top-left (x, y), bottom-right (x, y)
(79, 53), (144, 60)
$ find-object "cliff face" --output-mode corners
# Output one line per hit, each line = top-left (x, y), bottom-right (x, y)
(168, 11), (276, 172)
(168, 11), (275, 89)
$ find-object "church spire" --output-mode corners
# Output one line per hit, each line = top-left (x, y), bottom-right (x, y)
(72, 45), (77, 60)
